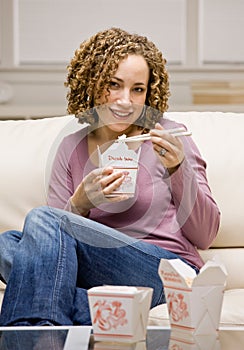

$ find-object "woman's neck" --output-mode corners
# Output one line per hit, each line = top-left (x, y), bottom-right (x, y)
(89, 124), (142, 144)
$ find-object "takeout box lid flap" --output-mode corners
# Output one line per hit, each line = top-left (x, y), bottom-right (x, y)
(88, 285), (140, 296)
(159, 259), (197, 288)
(159, 259), (227, 288)
(193, 261), (227, 286)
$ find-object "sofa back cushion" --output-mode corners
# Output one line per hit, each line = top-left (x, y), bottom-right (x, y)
(0, 116), (82, 232)
(165, 111), (244, 248)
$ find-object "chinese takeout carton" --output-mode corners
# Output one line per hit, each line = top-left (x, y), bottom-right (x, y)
(88, 286), (153, 343)
(97, 141), (141, 197)
(158, 259), (227, 335)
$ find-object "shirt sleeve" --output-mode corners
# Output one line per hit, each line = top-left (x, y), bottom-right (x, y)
(47, 136), (76, 211)
(164, 134), (220, 250)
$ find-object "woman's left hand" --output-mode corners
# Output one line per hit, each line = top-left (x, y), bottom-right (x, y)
(150, 123), (185, 173)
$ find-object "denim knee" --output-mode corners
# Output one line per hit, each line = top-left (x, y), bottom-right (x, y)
(23, 206), (59, 236)
(24, 206), (55, 225)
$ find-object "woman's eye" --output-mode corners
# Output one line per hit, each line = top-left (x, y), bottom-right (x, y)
(109, 81), (119, 89)
(134, 87), (145, 93)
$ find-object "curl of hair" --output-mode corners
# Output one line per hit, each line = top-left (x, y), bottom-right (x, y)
(65, 27), (170, 129)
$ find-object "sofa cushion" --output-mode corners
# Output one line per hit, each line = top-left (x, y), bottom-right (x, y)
(220, 289), (244, 326)
(148, 303), (170, 327)
(0, 116), (82, 233)
(199, 248), (244, 290)
(165, 112), (244, 249)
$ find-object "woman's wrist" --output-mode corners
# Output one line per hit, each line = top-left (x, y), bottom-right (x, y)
(69, 197), (90, 217)
(167, 158), (185, 176)
(167, 163), (181, 176)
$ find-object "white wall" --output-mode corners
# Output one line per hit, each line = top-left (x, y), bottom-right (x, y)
(1, 0), (244, 119)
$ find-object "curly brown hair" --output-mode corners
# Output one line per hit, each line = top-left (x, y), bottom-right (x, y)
(65, 27), (170, 129)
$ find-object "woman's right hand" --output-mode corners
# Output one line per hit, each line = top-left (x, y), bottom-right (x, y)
(70, 166), (128, 216)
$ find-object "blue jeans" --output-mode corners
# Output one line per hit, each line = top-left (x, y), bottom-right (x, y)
(0, 329), (67, 349)
(0, 206), (197, 326)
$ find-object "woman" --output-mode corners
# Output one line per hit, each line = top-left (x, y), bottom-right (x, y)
(0, 27), (220, 326)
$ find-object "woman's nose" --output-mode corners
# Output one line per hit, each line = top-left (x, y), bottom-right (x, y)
(117, 89), (132, 106)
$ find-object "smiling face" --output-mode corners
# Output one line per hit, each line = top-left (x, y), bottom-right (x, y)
(96, 54), (150, 135)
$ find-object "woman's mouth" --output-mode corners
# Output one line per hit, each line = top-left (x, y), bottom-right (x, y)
(109, 108), (133, 120)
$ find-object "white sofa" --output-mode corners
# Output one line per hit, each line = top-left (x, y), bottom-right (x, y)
(1, 111), (244, 327)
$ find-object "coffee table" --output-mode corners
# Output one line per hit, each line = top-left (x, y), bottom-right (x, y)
(0, 325), (243, 349)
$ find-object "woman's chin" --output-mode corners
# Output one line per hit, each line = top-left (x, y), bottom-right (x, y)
(107, 123), (132, 134)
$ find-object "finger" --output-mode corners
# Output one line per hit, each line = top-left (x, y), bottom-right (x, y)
(99, 170), (124, 189)
(150, 130), (183, 152)
(154, 122), (164, 130)
(85, 167), (114, 184)
(150, 125), (183, 146)
(107, 194), (130, 202)
(150, 135), (171, 156)
(102, 174), (125, 195)
(153, 141), (184, 168)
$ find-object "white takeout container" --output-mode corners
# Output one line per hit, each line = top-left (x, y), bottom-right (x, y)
(158, 259), (227, 335)
(97, 142), (141, 197)
(88, 286), (153, 343)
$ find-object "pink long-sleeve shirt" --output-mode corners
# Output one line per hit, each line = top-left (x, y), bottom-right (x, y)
(48, 117), (220, 269)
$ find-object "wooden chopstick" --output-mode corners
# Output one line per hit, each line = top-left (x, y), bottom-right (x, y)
(116, 127), (191, 143)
